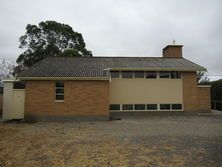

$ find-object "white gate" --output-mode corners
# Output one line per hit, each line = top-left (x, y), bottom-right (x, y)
(2, 80), (25, 120)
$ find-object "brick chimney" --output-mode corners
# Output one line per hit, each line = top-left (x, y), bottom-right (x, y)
(162, 45), (183, 58)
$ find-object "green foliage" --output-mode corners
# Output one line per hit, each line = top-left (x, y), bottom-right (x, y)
(197, 71), (210, 85)
(211, 79), (222, 110)
(211, 79), (222, 101)
(15, 20), (92, 74)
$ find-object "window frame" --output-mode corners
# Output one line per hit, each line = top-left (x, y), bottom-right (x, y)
(55, 81), (64, 102)
(13, 81), (25, 89)
(160, 104), (171, 110)
(172, 104), (183, 110)
(122, 71), (134, 79)
(134, 71), (145, 78)
(109, 104), (121, 111)
(159, 71), (170, 78)
(170, 71), (181, 79)
(147, 104), (158, 111)
(122, 104), (134, 111)
(134, 104), (146, 110)
(146, 71), (157, 79)
(110, 71), (120, 78)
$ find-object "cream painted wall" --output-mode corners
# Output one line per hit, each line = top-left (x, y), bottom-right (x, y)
(2, 82), (25, 120)
(2, 82), (14, 119)
(109, 78), (183, 104)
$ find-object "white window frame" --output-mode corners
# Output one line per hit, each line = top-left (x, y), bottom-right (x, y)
(55, 81), (64, 102)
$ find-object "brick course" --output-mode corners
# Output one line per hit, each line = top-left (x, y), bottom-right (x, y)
(182, 72), (211, 112)
(25, 80), (110, 119)
(182, 72), (199, 112)
(197, 86), (211, 112)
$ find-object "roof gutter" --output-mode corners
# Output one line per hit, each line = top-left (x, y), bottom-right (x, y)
(16, 77), (110, 81)
(105, 68), (207, 71)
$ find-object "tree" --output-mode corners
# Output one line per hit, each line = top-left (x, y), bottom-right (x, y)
(15, 20), (92, 74)
(197, 71), (210, 85)
(0, 59), (14, 86)
(211, 79), (222, 110)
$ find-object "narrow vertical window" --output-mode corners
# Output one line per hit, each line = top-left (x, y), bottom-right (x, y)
(110, 71), (120, 78)
(122, 71), (134, 78)
(134, 71), (144, 78)
(170, 71), (181, 79)
(159, 72), (170, 78)
(146, 71), (157, 79)
(55, 81), (64, 101)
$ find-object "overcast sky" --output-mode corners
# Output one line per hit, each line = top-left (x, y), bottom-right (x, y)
(0, 0), (221, 80)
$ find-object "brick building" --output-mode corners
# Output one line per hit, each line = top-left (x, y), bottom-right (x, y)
(14, 44), (210, 121)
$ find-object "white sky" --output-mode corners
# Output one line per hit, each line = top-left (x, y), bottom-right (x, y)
(0, 0), (221, 80)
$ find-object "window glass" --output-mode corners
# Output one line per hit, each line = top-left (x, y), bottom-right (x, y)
(170, 72), (181, 79)
(56, 95), (64, 100)
(122, 71), (133, 78)
(110, 71), (120, 78)
(109, 104), (120, 110)
(55, 81), (64, 101)
(146, 71), (157, 79)
(135, 104), (145, 110)
(159, 72), (170, 78)
(172, 104), (182, 110)
(122, 104), (134, 110)
(56, 88), (64, 94)
(134, 71), (144, 78)
(147, 104), (158, 110)
(13, 82), (25, 89)
(160, 104), (171, 110)
(56, 81), (64, 88)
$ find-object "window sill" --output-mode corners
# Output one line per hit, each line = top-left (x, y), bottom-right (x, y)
(55, 100), (64, 103)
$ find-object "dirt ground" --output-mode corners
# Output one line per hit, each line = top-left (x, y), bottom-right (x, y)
(0, 115), (222, 167)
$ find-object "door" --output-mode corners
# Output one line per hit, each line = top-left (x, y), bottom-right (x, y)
(12, 89), (25, 119)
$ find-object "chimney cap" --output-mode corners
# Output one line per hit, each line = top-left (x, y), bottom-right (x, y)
(163, 45), (183, 50)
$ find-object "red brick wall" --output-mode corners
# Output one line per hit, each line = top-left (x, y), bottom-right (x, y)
(182, 72), (199, 112)
(182, 72), (211, 112)
(25, 80), (110, 117)
(197, 86), (211, 112)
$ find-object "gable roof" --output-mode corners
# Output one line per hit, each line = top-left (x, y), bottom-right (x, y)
(17, 57), (206, 79)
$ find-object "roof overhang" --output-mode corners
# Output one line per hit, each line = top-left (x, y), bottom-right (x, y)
(16, 77), (110, 81)
(105, 68), (207, 71)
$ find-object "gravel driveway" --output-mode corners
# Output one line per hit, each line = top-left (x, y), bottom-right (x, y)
(1, 115), (222, 167)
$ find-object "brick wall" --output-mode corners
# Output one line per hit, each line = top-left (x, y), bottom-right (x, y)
(25, 80), (110, 120)
(182, 72), (199, 112)
(182, 72), (211, 112)
(197, 86), (211, 112)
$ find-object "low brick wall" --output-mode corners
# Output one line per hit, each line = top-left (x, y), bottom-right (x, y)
(25, 80), (110, 121)
(197, 86), (211, 112)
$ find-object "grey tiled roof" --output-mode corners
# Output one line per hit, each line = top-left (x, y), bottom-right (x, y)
(17, 57), (206, 78)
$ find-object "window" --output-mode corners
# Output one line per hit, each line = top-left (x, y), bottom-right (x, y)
(147, 104), (158, 110)
(135, 104), (145, 110)
(13, 82), (25, 89)
(122, 71), (133, 78)
(134, 71), (144, 78)
(110, 71), (120, 78)
(159, 71), (170, 78)
(170, 72), (181, 79)
(146, 71), (157, 79)
(122, 104), (134, 110)
(55, 81), (64, 101)
(172, 104), (182, 110)
(110, 104), (120, 110)
(160, 104), (171, 110)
